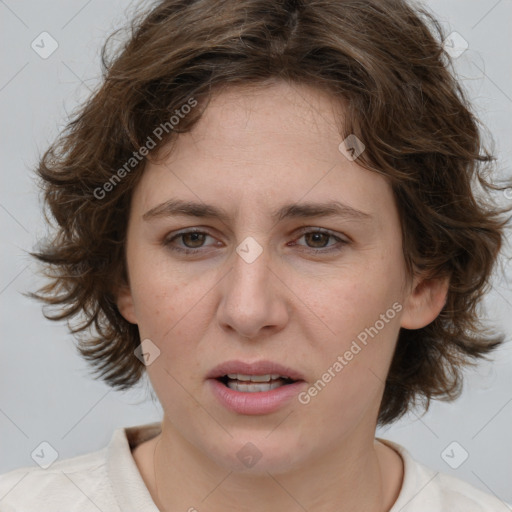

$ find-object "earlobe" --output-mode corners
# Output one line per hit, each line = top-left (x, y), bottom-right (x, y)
(400, 274), (449, 330)
(116, 285), (138, 324)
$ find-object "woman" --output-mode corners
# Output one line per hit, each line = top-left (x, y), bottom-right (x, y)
(1, 0), (511, 510)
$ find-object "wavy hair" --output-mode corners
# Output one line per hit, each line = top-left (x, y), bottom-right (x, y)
(29, 0), (511, 425)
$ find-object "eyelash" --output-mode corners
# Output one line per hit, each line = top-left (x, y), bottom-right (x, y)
(163, 227), (349, 255)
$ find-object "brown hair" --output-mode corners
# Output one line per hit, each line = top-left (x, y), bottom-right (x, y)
(30, 0), (511, 425)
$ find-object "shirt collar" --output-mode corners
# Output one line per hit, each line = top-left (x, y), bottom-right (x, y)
(107, 422), (162, 512)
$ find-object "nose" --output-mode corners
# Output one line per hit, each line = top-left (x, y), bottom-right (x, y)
(216, 241), (289, 340)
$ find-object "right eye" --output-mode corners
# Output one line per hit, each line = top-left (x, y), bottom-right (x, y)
(163, 229), (220, 254)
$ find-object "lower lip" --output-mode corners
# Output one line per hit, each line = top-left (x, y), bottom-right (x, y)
(208, 378), (307, 415)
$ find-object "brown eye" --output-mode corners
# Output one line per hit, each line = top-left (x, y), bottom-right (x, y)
(181, 232), (207, 248)
(304, 232), (331, 249)
(163, 230), (216, 254)
(291, 228), (349, 254)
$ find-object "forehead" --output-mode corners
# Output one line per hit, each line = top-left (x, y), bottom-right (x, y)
(133, 81), (397, 230)
(188, 81), (346, 158)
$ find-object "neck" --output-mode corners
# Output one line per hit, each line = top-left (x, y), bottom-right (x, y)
(146, 417), (401, 512)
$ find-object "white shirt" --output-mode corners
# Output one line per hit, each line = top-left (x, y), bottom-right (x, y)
(0, 422), (509, 511)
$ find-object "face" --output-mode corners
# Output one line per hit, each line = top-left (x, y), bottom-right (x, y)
(117, 80), (447, 474)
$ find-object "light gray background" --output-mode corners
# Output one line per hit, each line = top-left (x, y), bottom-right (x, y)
(1, 0), (511, 505)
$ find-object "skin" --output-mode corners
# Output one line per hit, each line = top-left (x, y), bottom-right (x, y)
(117, 80), (449, 512)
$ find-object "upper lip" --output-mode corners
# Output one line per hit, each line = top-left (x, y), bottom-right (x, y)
(207, 360), (305, 381)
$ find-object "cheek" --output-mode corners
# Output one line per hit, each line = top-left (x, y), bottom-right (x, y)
(299, 320), (398, 433)
(129, 247), (200, 331)
(128, 276), (198, 373)
(309, 260), (403, 338)
(134, 275), (208, 406)
(299, 262), (403, 406)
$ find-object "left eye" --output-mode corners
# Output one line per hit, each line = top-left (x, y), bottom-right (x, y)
(163, 228), (347, 254)
(290, 228), (347, 253)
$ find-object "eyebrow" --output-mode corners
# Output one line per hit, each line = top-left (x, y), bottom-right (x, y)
(142, 199), (373, 223)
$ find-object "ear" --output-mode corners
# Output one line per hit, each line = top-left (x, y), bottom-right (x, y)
(400, 273), (450, 330)
(116, 284), (138, 325)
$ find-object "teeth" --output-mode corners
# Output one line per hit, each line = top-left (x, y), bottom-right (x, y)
(226, 380), (285, 392)
(226, 373), (285, 382)
(223, 374), (294, 393)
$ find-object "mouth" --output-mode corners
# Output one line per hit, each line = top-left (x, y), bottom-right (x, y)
(216, 374), (298, 392)
(207, 360), (307, 415)
(207, 359), (306, 392)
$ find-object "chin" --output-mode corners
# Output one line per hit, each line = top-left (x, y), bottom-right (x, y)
(203, 435), (307, 475)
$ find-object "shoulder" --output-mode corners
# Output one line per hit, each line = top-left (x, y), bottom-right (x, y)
(0, 422), (161, 512)
(378, 438), (512, 512)
(0, 446), (115, 512)
(430, 471), (511, 511)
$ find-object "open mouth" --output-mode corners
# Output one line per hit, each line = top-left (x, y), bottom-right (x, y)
(217, 374), (298, 392)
